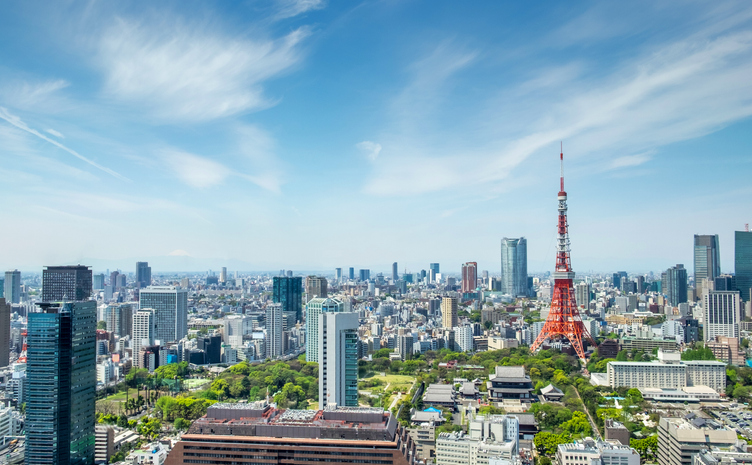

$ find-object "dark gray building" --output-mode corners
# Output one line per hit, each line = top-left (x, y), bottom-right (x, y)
(694, 234), (721, 293)
(42, 265), (92, 302)
(736, 230), (752, 302)
(663, 264), (688, 306)
(135, 261), (152, 288)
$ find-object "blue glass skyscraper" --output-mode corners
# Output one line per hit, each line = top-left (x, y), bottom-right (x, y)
(273, 276), (303, 322)
(501, 237), (529, 297)
(736, 230), (752, 302)
(26, 301), (96, 465)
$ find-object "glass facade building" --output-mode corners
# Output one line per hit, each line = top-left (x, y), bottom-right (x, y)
(42, 265), (92, 302)
(663, 264), (688, 306)
(694, 235), (720, 290)
(26, 301), (96, 465)
(272, 276), (303, 323)
(138, 286), (188, 343)
(319, 312), (359, 408)
(736, 231), (752, 302)
(305, 298), (343, 363)
(501, 237), (529, 297)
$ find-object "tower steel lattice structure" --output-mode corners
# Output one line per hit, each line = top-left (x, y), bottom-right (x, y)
(530, 146), (596, 360)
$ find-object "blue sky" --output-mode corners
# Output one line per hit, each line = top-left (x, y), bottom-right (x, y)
(1, 0), (751, 275)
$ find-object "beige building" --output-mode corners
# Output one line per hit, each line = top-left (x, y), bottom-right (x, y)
(442, 297), (458, 329)
(607, 349), (726, 392)
(657, 417), (736, 465)
(706, 336), (745, 366)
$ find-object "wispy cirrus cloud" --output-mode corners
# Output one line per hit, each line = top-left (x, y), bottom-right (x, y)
(274, 0), (326, 20)
(363, 8), (752, 196)
(98, 17), (309, 122)
(356, 141), (381, 161)
(162, 150), (231, 188)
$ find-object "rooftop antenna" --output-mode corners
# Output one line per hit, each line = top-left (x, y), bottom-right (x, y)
(560, 142), (564, 193)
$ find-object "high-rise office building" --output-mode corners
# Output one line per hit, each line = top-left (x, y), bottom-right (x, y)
(104, 303), (133, 339)
(392, 262), (399, 281)
(612, 273), (622, 291)
(304, 276), (328, 302)
(694, 235), (720, 295)
(265, 303), (283, 360)
(397, 334), (414, 360)
(715, 275), (736, 291)
(109, 271), (120, 291)
(501, 238), (528, 296)
(272, 276), (303, 323)
(319, 311), (359, 408)
(135, 262), (152, 288)
(139, 286), (188, 343)
(575, 283), (591, 310)
(42, 265), (92, 302)
(663, 264), (688, 306)
(4, 270), (21, 304)
(335, 268), (342, 283)
(92, 274), (105, 291)
(26, 301), (96, 464)
(736, 230), (752, 302)
(441, 296), (458, 329)
(462, 262), (478, 293)
(219, 267), (227, 284)
(348, 267), (354, 280)
(305, 298), (344, 363)
(132, 309), (154, 350)
(703, 290), (741, 342)
(0, 299), (9, 368)
(358, 269), (370, 281)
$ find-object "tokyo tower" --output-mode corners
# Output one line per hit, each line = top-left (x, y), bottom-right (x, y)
(530, 145), (596, 360)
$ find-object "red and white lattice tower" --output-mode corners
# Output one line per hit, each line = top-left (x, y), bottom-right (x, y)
(530, 146), (596, 360)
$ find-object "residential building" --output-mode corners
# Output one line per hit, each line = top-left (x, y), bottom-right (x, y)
(132, 309), (154, 352)
(487, 366), (535, 403)
(398, 334), (414, 361)
(735, 230), (752, 302)
(501, 238), (528, 296)
(462, 262), (478, 293)
(694, 235), (721, 296)
(576, 282), (591, 310)
(392, 262), (399, 281)
(95, 425), (115, 464)
(139, 286), (188, 343)
(320, 312), (359, 408)
(703, 290), (741, 342)
(164, 404), (415, 465)
(607, 349), (726, 392)
(304, 275), (328, 301)
(223, 314), (250, 349)
(26, 301), (96, 464)
(706, 336), (745, 366)
(135, 262), (152, 288)
(42, 265), (92, 302)
(557, 438), (639, 465)
(442, 296), (458, 329)
(657, 417), (737, 465)
(273, 276), (303, 322)
(265, 303), (283, 360)
(4, 270), (21, 304)
(0, 299), (9, 368)
(305, 297), (343, 363)
(104, 303), (132, 339)
(455, 325), (474, 352)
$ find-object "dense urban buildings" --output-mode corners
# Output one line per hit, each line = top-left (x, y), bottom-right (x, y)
(26, 301), (96, 464)
(165, 404), (415, 465)
(500, 237), (528, 297)
(703, 290), (741, 342)
(0, 299), (9, 368)
(138, 286), (188, 343)
(657, 417), (737, 465)
(304, 275), (328, 301)
(41, 265), (92, 302)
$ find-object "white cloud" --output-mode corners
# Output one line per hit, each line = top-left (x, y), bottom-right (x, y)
(236, 125), (284, 193)
(46, 128), (64, 138)
(0, 107), (129, 181)
(275, 0), (325, 20)
(162, 150), (231, 188)
(356, 141), (381, 161)
(98, 18), (309, 122)
(608, 154), (651, 170)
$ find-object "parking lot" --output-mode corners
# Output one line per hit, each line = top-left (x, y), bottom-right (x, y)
(706, 403), (752, 439)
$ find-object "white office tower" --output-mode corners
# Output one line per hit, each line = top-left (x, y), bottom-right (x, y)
(454, 325), (474, 352)
(305, 297), (343, 363)
(703, 290), (741, 342)
(224, 314), (250, 349)
(436, 413), (519, 465)
(265, 303), (283, 360)
(319, 312), (359, 408)
(139, 286), (188, 342)
(132, 309), (154, 349)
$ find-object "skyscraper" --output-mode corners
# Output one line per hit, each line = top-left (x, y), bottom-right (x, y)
(348, 267), (354, 280)
(305, 297), (344, 363)
(694, 235), (720, 295)
(736, 230), (752, 302)
(272, 276), (303, 323)
(42, 265), (92, 302)
(663, 264), (688, 306)
(358, 269), (370, 281)
(0, 299), (9, 368)
(139, 286), (188, 343)
(109, 271), (120, 291)
(265, 303), (283, 360)
(319, 311), (359, 408)
(219, 267), (227, 284)
(501, 238), (528, 296)
(462, 262), (478, 293)
(392, 262), (398, 281)
(104, 303), (133, 339)
(703, 290), (741, 342)
(132, 309), (154, 352)
(305, 276), (328, 302)
(4, 270), (21, 304)
(92, 274), (105, 291)
(135, 262), (152, 288)
(26, 301), (96, 464)
(335, 267), (342, 283)
(429, 263), (440, 276)
(441, 296), (458, 329)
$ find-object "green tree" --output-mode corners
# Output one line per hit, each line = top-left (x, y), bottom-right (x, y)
(616, 350), (629, 362)
(534, 432), (571, 456)
(626, 388), (644, 403)
(97, 320), (107, 330)
(560, 411), (592, 436)
(630, 436), (658, 462)
(137, 417), (162, 440)
(174, 418), (191, 430)
(733, 384), (751, 401)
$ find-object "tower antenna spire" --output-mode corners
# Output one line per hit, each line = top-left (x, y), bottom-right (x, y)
(560, 142), (564, 193)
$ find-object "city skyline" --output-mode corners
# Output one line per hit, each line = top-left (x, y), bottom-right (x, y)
(1, 2), (751, 273)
